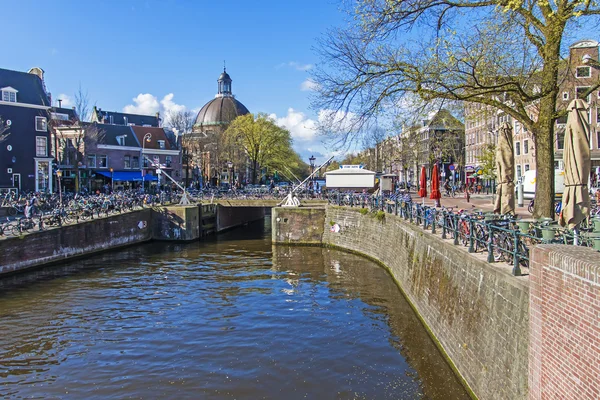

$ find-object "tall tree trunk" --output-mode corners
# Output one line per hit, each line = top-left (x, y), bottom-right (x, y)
(533, 30), (562, 219)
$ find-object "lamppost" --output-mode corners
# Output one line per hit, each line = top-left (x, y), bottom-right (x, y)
(309, 154), (315, 186)
(142, 133), (152, 192)
(227, 160), (233, 188)
(110, 167), (114, 192)
(56, 169), (63, 207)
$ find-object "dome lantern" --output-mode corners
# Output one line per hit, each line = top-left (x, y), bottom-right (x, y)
(217, 66), (232, 97)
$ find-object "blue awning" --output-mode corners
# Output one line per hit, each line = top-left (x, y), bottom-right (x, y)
(95, 170), (157, 181)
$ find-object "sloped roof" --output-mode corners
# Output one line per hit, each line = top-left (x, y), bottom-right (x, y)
(0, 68), (50, 106)
(94, 107), (160, 127)
(83, 123), (139, 147)
(130, 126), (173, 150)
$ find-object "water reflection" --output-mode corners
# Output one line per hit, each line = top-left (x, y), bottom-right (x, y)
(0, 219), (468, 399)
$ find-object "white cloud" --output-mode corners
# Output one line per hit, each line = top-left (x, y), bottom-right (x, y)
(269, 108), (317, 141)
(300, 78), (319, 91)
(123, 93), (160, 115)
(317, 109), (359, 133)
(55, 94), (73, 108)
(276, 61), (314, 71)
(160, 93), (186, 115)
(123, 93), (187, 116)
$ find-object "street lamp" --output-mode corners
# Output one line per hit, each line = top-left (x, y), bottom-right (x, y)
(227, 160), (233, 188)
(110, 167), (114, 192)
(56, 169), (63, 207)
(142, 133), (152, 192)
(309, 155), (316, 191)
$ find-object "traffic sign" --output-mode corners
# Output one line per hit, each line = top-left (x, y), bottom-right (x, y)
(449, 164), (455, 171)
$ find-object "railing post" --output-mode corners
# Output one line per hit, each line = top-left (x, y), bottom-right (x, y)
(453, 214), (459, 245)
(487, 223), (494, 263)
(441, 210), (447, 239)
(512, 231), (522, 276)
(431, 208), (436, 234)
(336, 192), (340, 206)
(468, 218), (475, 253)
(409, 203), (414, 223)
(395, 198), (398, 216)
(423, 206), (428, 229)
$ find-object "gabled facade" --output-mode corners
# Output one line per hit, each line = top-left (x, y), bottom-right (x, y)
(0, 67), (53, 192)
(464, 39), (600, 184)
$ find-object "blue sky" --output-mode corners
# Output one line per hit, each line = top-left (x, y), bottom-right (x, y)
(3, 0), (346, 164)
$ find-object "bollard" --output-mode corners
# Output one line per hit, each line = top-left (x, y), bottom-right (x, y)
(441, 210), (447, 239)
(512, 231), (522, 276)
(468, 218), (475, 253)
(487, 223), (494, 263)
(517, 183), (524, 208)
(453, 214), (459, 245)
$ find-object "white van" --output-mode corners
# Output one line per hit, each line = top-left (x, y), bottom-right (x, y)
(517, 169), (564, 200)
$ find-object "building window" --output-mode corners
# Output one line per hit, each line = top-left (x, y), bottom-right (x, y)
(556, 131), (565, 150)
(563, 92), (569, 101)
(36, 136), (47, 157)
(524, 164), (530, 172)
(2, 88), (17, 102)
(153, 155), (160, 166)
(524, 140), (529, 154)
(157, 140), (165, 149)
(576, 66), (591, 78)
(576, 86), (591, 102)
(51, 112), (69, 121)
(516, 165), (522, 179)
(143, 157), (149, 168)
(132, 156), (140, 169)
(165, 155), (172, 167)
(98, 155), (108, 168)
(87, 154), (96, 168)
(124, 155), (131, 169)
(556, 114), (567, 125)
(35, 116), (47, 132)
(116, 135), (126, 146)
(515, 141), (521, 156)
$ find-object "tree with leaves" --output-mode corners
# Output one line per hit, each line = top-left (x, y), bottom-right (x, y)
(478, 144), (497, 181)
(52, 86), (104, 192)
(313, 0), (600, 217)
(223, 114), (296, 184)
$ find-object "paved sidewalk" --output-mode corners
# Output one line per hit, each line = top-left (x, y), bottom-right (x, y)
(409, 192), (532, 218)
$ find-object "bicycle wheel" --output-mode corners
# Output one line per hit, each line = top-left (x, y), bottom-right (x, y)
(459, 221), (469, 246)
(8, 207), (17, 216)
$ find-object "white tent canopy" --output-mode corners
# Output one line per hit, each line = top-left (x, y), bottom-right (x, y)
(325, 165), (376, 190)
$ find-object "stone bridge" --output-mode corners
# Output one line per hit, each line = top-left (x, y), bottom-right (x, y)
(210, 199), (328, 208)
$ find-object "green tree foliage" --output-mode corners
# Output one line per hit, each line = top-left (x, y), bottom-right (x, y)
(313, 0), (600, 217)
(224, 113), (299, 184)
(478, 144), (497, 180)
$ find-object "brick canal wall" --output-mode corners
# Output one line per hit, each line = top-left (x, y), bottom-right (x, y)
(273, 206), (530, 400)
(0, 204), (261, 276)
(0, 208), (153, 275)
(529, 245), (600, 400)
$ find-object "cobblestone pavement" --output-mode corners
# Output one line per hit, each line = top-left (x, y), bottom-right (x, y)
(409, 193), (533, 217)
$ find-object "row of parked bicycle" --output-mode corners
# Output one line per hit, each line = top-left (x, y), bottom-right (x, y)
(327, 192), (600, 276)
(0, 190), (184, 237)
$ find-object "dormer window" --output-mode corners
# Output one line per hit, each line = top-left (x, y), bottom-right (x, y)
(1, 87), (18, 103)
(116, 135), (126, 146)
(157, 140), (165, 149)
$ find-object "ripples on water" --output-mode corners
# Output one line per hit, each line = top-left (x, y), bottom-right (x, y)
(0, 219), (468, 399)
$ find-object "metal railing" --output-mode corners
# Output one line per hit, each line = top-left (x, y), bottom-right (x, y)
(327, 193), (600, 276)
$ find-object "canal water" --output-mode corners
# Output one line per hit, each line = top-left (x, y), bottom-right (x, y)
(0, 219), (469, 399)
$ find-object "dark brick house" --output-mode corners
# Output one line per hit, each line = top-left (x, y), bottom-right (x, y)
(0, 67), (53, 193)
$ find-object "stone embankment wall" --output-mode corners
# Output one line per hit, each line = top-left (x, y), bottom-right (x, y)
(529, 245), (600, 400)
(272, 206), (530, 400)
(0, 204), (263, 276)
(0, 208), (153, 275)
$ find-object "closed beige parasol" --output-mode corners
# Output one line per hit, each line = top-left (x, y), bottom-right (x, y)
(493, 122), (515, 215)
(558, 99), (591, 229)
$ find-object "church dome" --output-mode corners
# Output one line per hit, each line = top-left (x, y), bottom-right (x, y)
(194, 96), (250, 127)
(194, 68), (250, 128)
